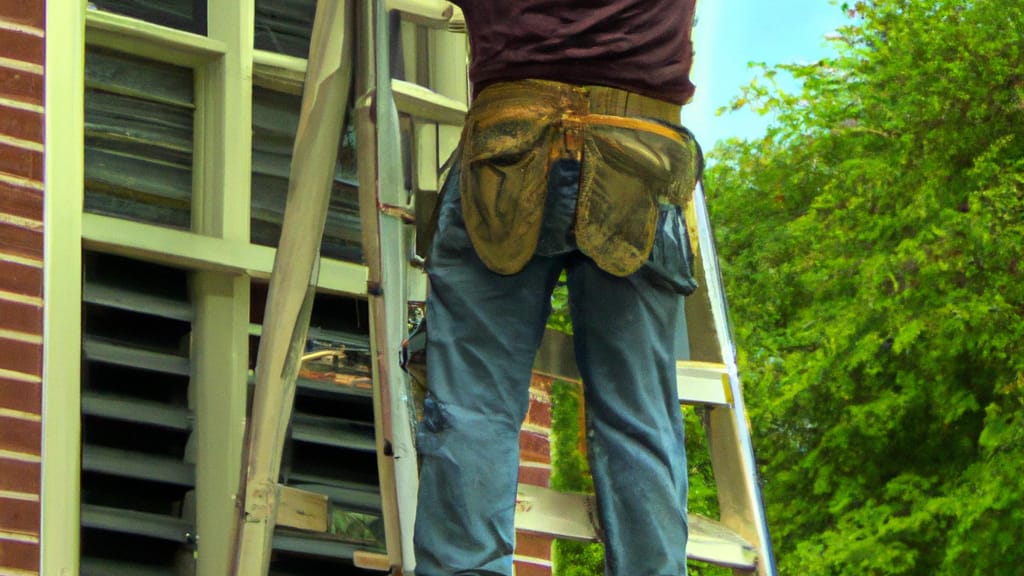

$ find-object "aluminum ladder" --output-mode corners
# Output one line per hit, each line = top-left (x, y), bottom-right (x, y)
(233, 0), (777, 573)
(522, 181), (779, 575)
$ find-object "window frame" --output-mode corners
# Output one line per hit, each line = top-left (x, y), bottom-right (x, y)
(42, 1), (468, 573)
(44, 3), (369, 575)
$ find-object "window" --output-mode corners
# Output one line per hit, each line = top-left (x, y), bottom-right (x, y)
(254, 0), (318, 58)
(84, 47), (195, 229)
(80, 252), (196, 574)
(66, 2), (468, 573)
(250, 85), (362, 263)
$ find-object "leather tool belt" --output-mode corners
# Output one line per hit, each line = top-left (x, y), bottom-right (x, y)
(460, 78), (700, 276)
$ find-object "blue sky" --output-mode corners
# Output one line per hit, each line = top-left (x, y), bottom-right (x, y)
(681, 1), (851, 149)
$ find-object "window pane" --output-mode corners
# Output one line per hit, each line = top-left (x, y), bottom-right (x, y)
(88, 0), (207, 35)
(84, 47), (195, 229)
(254, 0), (318, 57)
(251, 85), (362, 262)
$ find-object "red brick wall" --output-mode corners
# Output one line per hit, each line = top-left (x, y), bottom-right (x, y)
(516, 375), (556, 576)
(0, 0), (45, 574)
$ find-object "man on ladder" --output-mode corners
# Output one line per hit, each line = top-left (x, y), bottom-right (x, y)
(414, 1), (702, 574)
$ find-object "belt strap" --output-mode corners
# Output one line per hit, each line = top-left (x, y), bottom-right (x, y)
(473, 79), (682, 125)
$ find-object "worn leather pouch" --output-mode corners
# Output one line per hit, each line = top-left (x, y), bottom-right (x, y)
(577, 116), (699, 277)
(460, 103), (560, 274)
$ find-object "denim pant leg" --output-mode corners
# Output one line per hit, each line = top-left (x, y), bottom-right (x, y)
(414, 164), (564, 576)
(567, 258), (689, 576)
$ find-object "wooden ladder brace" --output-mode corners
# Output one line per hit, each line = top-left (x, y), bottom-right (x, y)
(229, 0), (465, 574)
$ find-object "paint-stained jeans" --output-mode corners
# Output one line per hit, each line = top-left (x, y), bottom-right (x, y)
(413, 158), (692, 576)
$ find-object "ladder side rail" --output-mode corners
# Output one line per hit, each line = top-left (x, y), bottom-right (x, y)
(376, 0), (420, 571)
(230, 2), (355, 574)
(358, 4), (468, 572)
(691, 182), (778, 576)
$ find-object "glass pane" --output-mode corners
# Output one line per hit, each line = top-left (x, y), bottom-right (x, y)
(88, 0), (207, 35)
(250, 85), (362, 262)
(254, 0), (318, 57)
(84, 47), (195, 229)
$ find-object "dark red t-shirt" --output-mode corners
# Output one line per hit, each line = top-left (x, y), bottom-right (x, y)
(452, 0), (697, 105)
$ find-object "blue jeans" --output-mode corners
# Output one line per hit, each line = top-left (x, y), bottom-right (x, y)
(414, 158), (691, 575)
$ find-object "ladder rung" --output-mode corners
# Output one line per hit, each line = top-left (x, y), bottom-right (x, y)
(532, 329), (579, 382)
(677, 361), (732, 406)
(515, 484), (595, 542)
(514, 485), (757, 570)
(278, 485), (329, 532)
(688, 514), (759, 570)
(534, 331), (735, 407)
(353, 550), (391, 571)
(392, 79), (468, 126)
(386, 0), (459, 29)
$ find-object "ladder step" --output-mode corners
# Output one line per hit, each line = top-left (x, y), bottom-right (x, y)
(676, 360), (732, 406)
(514, 484), (757, 570)
(289, 482), (383, 515)
(688, 515), (759, 570)
(386, 0), (459, 28)
(353, 550), (390, 571)
(278, 485), (329, 533)
(533, 330), (734, 407)
(391, 79), (468, 126)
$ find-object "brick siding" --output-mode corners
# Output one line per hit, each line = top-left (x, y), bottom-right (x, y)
(0, 0), (45, 573)
(516, 375), (556, 576)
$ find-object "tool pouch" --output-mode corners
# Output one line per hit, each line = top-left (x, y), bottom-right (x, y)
(576, 116), (698, 277)
(458, 87), (699, 278)
(460, 103), (561, 274)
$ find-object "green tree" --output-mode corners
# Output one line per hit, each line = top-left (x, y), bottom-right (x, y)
(705, 1), (1024, 574)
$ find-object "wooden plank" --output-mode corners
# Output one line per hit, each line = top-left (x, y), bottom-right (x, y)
(277, 485), (328, 533)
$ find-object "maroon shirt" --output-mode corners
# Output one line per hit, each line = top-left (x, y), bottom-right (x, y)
(452, 0), (697, 105)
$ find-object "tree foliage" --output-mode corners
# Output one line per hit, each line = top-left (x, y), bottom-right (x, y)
(705, 1), (1024, 574)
